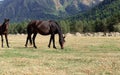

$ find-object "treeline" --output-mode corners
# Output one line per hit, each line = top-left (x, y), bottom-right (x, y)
(8, 13), (120, 34)
(9, 21), (28, 34)
(59, 13), (120, 33)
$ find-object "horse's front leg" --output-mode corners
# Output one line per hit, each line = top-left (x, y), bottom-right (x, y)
(5, 34), (9, 48)
(52, 34), (57, 49)
(1, 35), (4, 48)
(48, 35), (52, 48)
(48, 34), (56, 49)
(33, 33), (37, 48)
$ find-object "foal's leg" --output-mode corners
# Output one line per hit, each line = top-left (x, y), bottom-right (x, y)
(33, 33), (37, 48)
(1, 35), (4, 48)
(5, 34), (9, 48)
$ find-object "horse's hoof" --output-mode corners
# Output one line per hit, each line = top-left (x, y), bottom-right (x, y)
(34, 46), (37, 49)
(53, 46), (57, 49)
(7, 45), (9, 48)
(48, 45), (50, 48)
(61, 48), (64, 49)
(25, 44), (27, 47)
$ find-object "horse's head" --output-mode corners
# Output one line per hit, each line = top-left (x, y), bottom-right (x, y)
(59, 35), (66, 49)
(4, 18), (10, 25)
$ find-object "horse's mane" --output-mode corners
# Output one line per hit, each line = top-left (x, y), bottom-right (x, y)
(51, 20), (62, 32)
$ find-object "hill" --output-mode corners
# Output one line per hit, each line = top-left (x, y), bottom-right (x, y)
(74, 0), (120, 20)
(0, 0), (103, 22)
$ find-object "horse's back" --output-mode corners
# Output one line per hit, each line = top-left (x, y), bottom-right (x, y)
(27, 20), (50, 35)
(37, 21), (52, 35)
(27, 20), (60, 35)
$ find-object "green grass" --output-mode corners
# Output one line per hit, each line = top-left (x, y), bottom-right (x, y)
(0, 35), (120, 75)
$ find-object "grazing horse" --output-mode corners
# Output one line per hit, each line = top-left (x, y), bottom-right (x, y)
(0, 18), (10, 48)
(25, 20), (65, 49)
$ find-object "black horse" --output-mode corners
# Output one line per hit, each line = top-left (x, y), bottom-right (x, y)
(25, 20), (65, 49)
(0, 18), (10, 48)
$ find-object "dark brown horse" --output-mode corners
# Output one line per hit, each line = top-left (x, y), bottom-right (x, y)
(25, 20), (65, 49)
(0, 18), (10, 48)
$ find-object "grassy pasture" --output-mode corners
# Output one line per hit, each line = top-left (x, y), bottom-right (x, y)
(0, 34), (120, 75)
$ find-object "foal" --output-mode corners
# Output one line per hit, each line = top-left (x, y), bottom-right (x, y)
(0, 18), (10, 48)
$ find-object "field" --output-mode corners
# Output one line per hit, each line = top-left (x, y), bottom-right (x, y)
(0, 34), (120, 75)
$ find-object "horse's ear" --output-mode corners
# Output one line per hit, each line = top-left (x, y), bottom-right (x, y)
(7, 19), (10, 21)
(63, 35), (66, 42)
(64, 34), (67, 38)
(63, 34), (66, 38)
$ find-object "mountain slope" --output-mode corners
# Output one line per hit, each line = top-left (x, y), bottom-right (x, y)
(0, 0), (58, 22)
(73, 0), (120, 20)
(62, 0), (120, 32)
(0, 0), (103, 22)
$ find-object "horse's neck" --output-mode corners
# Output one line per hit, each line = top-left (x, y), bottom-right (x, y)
(2, 22), (6, 26)
(2, 22), (8, 30)
(54, 22), (63, 40)
(58, 28), (63, 40)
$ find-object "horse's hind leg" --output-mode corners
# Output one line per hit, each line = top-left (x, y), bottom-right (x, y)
(1, 35), (4, 48)
(25, 33), (32, 47)
(25, 35), (29, 47)
(33, 33), (37, 48)
(29, 35), (32, 45)
(5, 34), (9, 48)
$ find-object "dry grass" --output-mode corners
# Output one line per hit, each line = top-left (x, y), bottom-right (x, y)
(0, 34), (120, 75)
